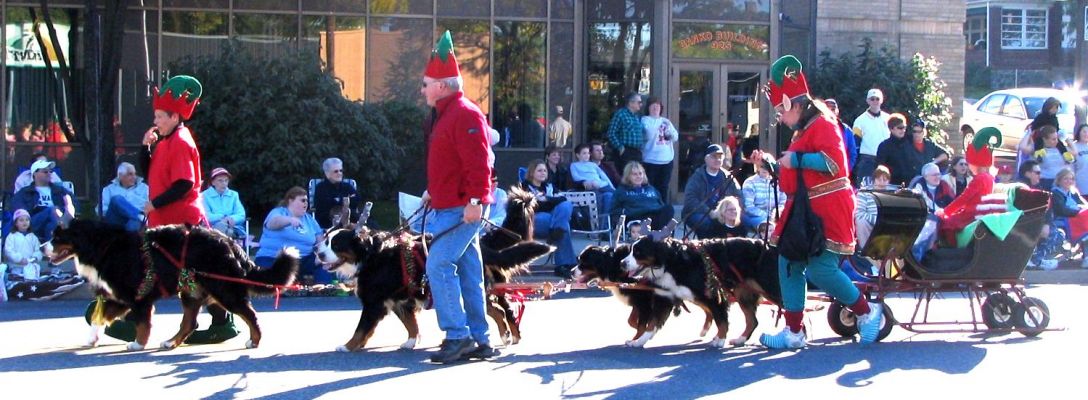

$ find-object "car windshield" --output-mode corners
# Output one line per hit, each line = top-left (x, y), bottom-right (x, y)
(1023, 96), (1075, 117)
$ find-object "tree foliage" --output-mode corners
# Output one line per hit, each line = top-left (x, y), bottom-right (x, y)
(809, 38), (954, 147)
(168, 42), (424, 217)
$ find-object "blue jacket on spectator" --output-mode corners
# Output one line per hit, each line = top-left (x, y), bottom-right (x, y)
(202, 186), (246, 226)
(101, 176), (149, 214)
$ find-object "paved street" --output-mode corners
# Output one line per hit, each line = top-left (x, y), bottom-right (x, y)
(0, 283), (1084, 399)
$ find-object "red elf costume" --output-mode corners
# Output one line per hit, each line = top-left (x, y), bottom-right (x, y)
(938, 127), (1001, 246)
(147, 75), (206, 227)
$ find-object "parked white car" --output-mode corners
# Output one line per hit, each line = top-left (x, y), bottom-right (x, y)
(960, 88), (1084, 151)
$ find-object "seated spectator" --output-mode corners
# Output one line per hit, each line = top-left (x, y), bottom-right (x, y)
(741, 158), (786, 233)
(590, 141), (622, 186)
(544, 145), (572, 192)
(487, 176), (508, 227)
(611, 161), (674, 231)
(908, 163), (955, 213)
(313, 157), (361, 230)
(941, 155), (973, 198)
(1018, 160), (1043, 190)
(13, 153), (61, 193)
(626, 219), (644, 242)
(570, 143), (615, 226)
(683, 144), (744, 238)
(255, 187), (328, 284)
(11, 159), (74, 241)
(202, 167), (247, 239)
(996, 164), (1015, 184)
(100, 162), (149, 232)
(1050, 168), (1088, 268)
(521, 159), (576, 278)
(855, 165), (894, 249)
(3, 209), (43, 280)
(710, 196), (742, 230)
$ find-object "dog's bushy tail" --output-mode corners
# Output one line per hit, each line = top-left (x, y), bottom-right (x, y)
(484, 241), (554, 272)
(244, 247), (300, 293)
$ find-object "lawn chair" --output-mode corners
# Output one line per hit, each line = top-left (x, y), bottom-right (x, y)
(559, 191), (613, 246)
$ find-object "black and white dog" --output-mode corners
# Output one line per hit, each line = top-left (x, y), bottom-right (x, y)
(622, 231), (783, 347)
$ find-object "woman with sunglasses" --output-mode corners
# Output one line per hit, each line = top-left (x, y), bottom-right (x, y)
(256, 186), (327, 284)
(941, 155), (973, 198)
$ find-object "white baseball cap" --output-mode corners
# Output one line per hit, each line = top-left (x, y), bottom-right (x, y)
(30, 159), (55, 173)
(489, 128), (500, 146)
(866, 88), (884, 100)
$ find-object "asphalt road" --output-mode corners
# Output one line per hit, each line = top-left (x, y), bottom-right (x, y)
(0, 283), (1083, 399)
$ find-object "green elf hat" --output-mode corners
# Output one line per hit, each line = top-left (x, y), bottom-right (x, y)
(424, 31), (461, 79)
(153, 75), (202, 120)
(966, 127), (1002, 168)
(767, 55), (810, 112)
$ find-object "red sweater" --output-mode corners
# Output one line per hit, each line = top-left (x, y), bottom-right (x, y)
(148, 124), (205, 226)
(426, 92), (494, 209)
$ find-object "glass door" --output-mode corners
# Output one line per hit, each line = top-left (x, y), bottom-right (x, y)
(671, 64), (766, 192)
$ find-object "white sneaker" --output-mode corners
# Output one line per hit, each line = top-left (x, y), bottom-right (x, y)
(857, 303), (884, 344)
(759, 327), (806, 349)
(1026, 259), (1038, 269)
(1039, 259), (1059, 271)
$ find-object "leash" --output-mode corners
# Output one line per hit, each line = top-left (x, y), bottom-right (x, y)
(148, 232), (299, 309)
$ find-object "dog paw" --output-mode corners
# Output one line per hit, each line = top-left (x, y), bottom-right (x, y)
(245, 340), (257, 349)
(399, 337), (419, 350)
(126, 342), (145, 351)
(728, 336), (749, 346)
(336, 345), (352, 353)
(624, 339), (641, 348)
(160, 340), (177, 350)
(699, 327), (710, 337)
(709, 338), (727, 348)
(510, 336), (520, 345)
(85, 326), (100, 347)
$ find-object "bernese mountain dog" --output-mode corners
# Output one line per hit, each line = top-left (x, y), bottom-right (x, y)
(314, 188), (553, 352)
(50, 219), (299, 351)
(574, 243), (714, 348)
(623, 235), (783, 347)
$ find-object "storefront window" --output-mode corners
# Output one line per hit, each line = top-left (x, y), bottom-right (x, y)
(437, 0), (490, 17)
(161, 11), (228, 65)
(588, 0), (654, 20)
(492, 21), (547, 149)
(552, 0), (576, 20)
(302, 0), (368, 13)
(586, 21), (653, 142)
(548, 22), (575, 148)
(233, 13), (299, 58)
(370, 0), (432, 15)
(303, 16), (366, 101)
(163, 0), (229, 8)
(672, 23), (769, 60)
(235, 0), (298, 11)
(436, 20), (491, 116)
(496, 0), (546, 18)
(672, 0), (771, 22)
(367, 17), (430, 103)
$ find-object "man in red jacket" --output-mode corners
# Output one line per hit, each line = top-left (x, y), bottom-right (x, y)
(419, 31), (498, 363)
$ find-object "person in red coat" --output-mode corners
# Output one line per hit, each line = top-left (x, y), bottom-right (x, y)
(141, 75), (206, 227)
(419, 31), (499, 364)
(757, 55), (884, 349)
(937, 127), (1001, 246)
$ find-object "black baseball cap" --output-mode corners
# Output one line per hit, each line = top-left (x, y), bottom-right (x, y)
(705, 144), (725, 157)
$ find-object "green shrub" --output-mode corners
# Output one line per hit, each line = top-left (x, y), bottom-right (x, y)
(809, 38), (955, 147)
(167, 42), (424, 218)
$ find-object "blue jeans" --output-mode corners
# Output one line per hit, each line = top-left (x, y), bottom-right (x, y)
(535, 201), (575, 266)
(596, 189), (614, 228)
(423, 206), (489, 344)
(30, 206), (59, 242)
(103, 196), (143, 232)
(779, 250), (861, 312)
(256, 253), (328, 284)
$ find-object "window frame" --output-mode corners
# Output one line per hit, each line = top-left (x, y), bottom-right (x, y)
(965, 14), (987, 48)
(1000, 7), (1048, 50)
(979, 94), (1007, 116)
(1000, 96), (1027, 120)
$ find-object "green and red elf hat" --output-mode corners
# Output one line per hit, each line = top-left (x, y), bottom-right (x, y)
(768, 55), (809, 112)
(424, 30), (461, 79)
(152, 75), (202, 121)
(966, 127), (1002, 168)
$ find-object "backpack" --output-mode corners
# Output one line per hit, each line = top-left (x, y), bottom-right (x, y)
(777, 152), (826, 262)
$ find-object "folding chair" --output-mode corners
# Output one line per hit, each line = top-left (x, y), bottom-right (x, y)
(559, 191), (613, 246)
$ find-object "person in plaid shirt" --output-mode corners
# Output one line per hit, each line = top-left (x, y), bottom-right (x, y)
(607, 92), (646, 171)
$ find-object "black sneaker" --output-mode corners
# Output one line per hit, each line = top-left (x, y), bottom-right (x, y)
(429, 338), (475, 364)
(461, 343), (501, 360)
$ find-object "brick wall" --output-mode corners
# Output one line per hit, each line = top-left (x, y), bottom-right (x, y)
(816, 0), (967, 152)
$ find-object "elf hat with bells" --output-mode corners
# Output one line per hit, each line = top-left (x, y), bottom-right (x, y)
(152, 75), (202, 121)
(966, 127), (1002, 168)
(767, 55), (809, 113)
(424, 31), (460, 80)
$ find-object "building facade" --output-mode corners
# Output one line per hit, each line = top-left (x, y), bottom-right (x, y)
(1, 0), (968, 201)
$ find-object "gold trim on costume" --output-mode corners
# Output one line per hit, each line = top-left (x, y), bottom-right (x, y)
(808, 177), (851, 200)
(818, 151), (839, 176)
